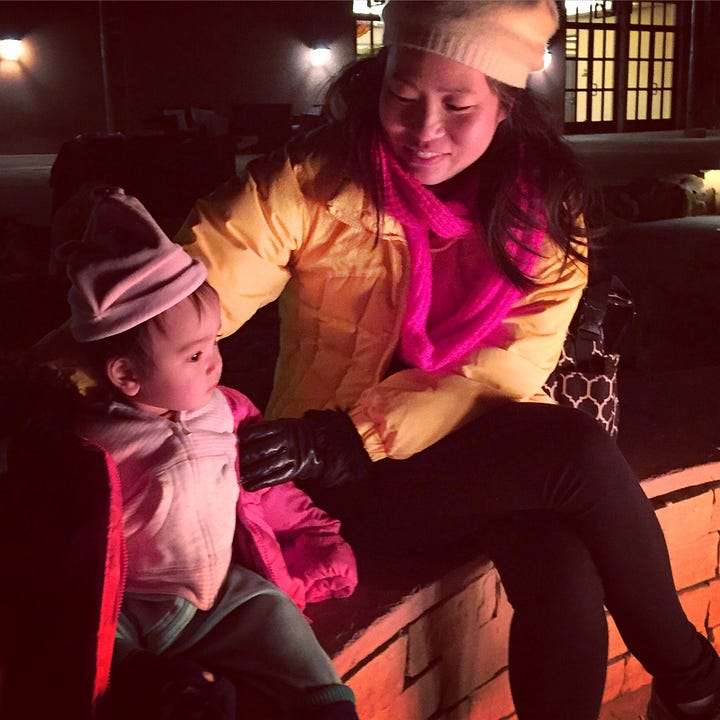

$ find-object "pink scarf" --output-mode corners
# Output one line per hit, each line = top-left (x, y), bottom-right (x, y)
(373, 136), (545, 372)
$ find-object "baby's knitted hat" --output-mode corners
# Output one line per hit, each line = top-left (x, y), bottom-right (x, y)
(382, 0), (559, 88)
(66, 187), (207, 342)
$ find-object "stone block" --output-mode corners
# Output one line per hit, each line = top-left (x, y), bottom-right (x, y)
(707, 579), (720, 628)
(607, 614), (627, 660)
(711, 488), (720, 531)
(330, 556), (495, 677)
(407, 570), (500, 675)
(432, 612), (511, 710)
(621, 654), (652, 694)
(368, 664), (442, 720)
(603, 658), (626, 703)
(465, 671), (515, 720)
(655, 490), (715, 545)
(667, 534), (719, 589)
(347, 636), (408, 720)
(679, 583), (711, 631)
(438, 698), (472, 720)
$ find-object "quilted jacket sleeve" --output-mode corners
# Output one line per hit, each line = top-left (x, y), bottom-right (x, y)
(256, 486), (358, 604)
(175, 153), (303, 338)
(349, 240), (588, 460)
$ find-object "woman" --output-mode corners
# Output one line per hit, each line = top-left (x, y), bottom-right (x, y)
(176, 2), (720, 718)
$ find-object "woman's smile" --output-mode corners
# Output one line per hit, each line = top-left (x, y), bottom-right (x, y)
(379, 46), (507, 186)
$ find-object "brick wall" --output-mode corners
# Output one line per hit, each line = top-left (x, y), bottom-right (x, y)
(317, 467), (720, 720)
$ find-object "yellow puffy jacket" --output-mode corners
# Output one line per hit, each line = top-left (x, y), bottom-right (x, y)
(176, 132), (588, 462)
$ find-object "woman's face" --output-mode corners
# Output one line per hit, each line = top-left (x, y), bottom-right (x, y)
(379, 46), (508, 186)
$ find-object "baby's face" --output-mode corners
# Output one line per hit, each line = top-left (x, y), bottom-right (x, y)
(130, 293), (223, 415)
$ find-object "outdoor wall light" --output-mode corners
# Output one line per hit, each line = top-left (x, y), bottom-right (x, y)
(0, 38), (24, 62)
(309, 45), (331, 67)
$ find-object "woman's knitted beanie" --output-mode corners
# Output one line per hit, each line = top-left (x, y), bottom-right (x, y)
(66, 187), (207, 342)
(382, 0), (559, 88)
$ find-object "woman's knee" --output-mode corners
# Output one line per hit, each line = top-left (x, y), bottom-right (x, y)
(485, 511), (605, 614)
(509, 404), (638, 503)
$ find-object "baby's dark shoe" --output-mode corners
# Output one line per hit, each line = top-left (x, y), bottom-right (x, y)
(103, 651), (236, 720)
(305, 700), (359, 719)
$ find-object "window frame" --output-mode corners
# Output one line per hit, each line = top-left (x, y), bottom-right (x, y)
(563, 1), (691, 135)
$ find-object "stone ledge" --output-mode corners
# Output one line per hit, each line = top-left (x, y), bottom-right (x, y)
(307, 462), (720, 720)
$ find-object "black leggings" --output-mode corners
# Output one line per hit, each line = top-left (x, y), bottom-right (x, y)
(306, 403), (720, 720)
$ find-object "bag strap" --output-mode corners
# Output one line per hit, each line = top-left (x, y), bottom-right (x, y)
(572, 275), (634, 365)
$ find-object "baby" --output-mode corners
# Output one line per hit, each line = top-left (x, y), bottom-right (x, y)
(67, 187), (359, 720)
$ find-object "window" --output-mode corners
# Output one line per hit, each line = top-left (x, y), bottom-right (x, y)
(564, 1), (687, 133)
(354, 0), (387, 58)
(565, 1), (618, 130)
(626, 1), (676, 124)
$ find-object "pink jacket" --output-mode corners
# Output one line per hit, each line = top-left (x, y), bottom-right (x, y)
(78, 386), (357, 613)
(222, 386), (358, 610)
(1, 386), (356, 717)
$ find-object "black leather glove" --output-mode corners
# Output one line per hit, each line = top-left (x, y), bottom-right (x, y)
(103, 651), (236, 720)
(238, 409), (371, 492)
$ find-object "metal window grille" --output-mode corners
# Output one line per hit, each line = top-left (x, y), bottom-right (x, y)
(565, 1), (618, 131)
(626, 1), (676, 124)
(564, 1), (679, 133)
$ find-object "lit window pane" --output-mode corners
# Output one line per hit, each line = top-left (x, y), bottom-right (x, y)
(628, 60), (638, 88)
(603, 91), (614, 121)
(372, 24), (384, 48)
(662, 90), (672, 119)
(594, 29), (605, 57)
(605, 60), (615, 87)
(578, 28), (589, 57)
(578, 59), (589, 90)
(651, 84), (662, 119)
(639, 60), (649, 88)
(566, 29), (578, 58)
(664, 32), (675, 59)
(654, 32), (664, 58)
(637, 90), (648, 120)
(640, 31), (650, 59)
(593, 60), (605, 89)
(653, 60), (664, 88)
(629, 30), (639, 59)
(605, 29), (616, 57)
(576, 92), (587, 123)
(627, 90), (637, 120)
(663, 62), (673, 87)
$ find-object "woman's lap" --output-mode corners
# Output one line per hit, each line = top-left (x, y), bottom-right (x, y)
(309, 402), (637, 551)
(307, 401), (720, 707)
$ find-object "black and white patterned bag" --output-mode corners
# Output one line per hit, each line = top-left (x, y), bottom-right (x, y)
(543, 276), (634, 438)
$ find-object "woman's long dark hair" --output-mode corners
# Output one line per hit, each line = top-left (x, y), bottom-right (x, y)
(322, 49), (598, 289)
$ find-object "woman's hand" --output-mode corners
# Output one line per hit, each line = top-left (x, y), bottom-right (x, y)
(238, 410), (371, 492)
